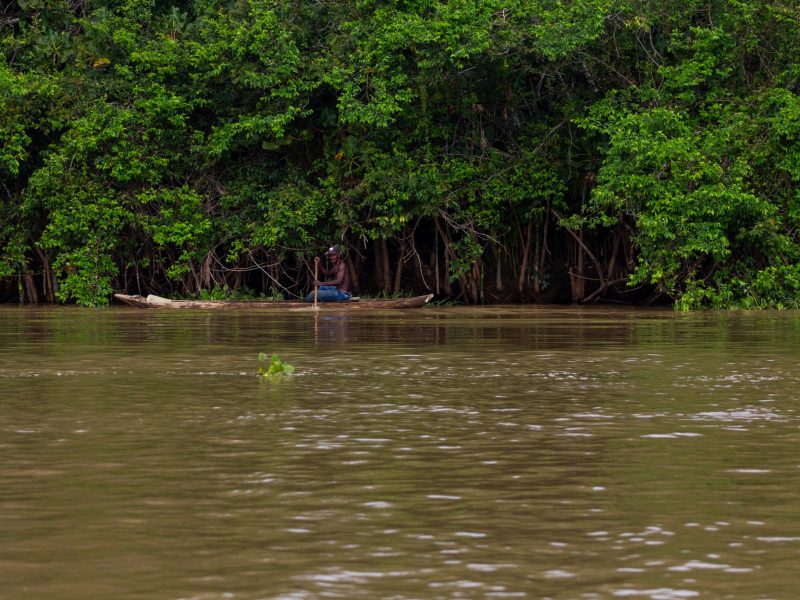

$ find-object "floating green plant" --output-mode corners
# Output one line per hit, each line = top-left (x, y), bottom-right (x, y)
(258, 353), (295, 380)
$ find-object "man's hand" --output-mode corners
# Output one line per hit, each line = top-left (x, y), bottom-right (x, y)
(314, 256), (320, 264)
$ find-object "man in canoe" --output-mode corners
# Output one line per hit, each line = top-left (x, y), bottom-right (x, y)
(307, 245), (352, 302)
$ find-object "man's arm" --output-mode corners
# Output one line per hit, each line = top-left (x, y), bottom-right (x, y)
(315, 256), (333, 277)
(315, 261), (346, 287)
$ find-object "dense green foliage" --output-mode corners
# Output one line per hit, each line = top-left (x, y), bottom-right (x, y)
(1, 0), (798, 308)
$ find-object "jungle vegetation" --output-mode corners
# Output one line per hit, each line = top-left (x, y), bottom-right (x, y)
(1, 0), (799, 308)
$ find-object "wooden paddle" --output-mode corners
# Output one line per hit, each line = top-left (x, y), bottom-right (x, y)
(313, 257), (319, 310)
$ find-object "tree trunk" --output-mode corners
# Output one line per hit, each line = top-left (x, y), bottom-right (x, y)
(611, 225), (622, 280)
(135, 259), (142, 296)
(346, 250), (359, 293)
(23, 273), (38, 304)
(201, 252), (213, 289)
(534, 205), (550, 297)
(34, 247), (55, 303)
(552, 208), (605, 304)
(494, 243), (504, 292)
(187, 259), (202, 295)
(577, 222), (624, 304)
(471, 261), (482, 304)
(518, 217), (533, 294)
(573, 233), (585, 303)
(393, 236), (406, 295)
(373, 241), (383, 292)
(430, 224), (440, 295)
(380, 238), (392, 294)
(433, 218), (454, 296)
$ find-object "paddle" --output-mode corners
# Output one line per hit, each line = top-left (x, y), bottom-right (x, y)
(313, 257), (319, 310)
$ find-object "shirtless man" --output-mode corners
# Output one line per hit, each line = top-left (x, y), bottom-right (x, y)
(308, 245), (352, 302)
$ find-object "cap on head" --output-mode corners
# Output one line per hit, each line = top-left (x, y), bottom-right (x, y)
(325, 245), (342, 256)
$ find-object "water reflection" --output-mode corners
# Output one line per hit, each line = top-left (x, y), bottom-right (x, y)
(1, 306), (800, 599)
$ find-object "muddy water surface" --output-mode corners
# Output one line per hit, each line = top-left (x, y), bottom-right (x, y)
(1, 306), (799, 599)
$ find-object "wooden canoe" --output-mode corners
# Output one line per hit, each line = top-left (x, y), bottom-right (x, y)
(114, 293), (434, 309)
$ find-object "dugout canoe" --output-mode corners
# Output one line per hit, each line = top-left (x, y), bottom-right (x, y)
(113, 293), (434, 309)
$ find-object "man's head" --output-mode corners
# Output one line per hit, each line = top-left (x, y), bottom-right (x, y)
(325, 245), (342, 261)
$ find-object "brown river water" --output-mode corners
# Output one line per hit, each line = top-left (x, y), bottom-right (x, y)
(1, 305), (799, 599)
